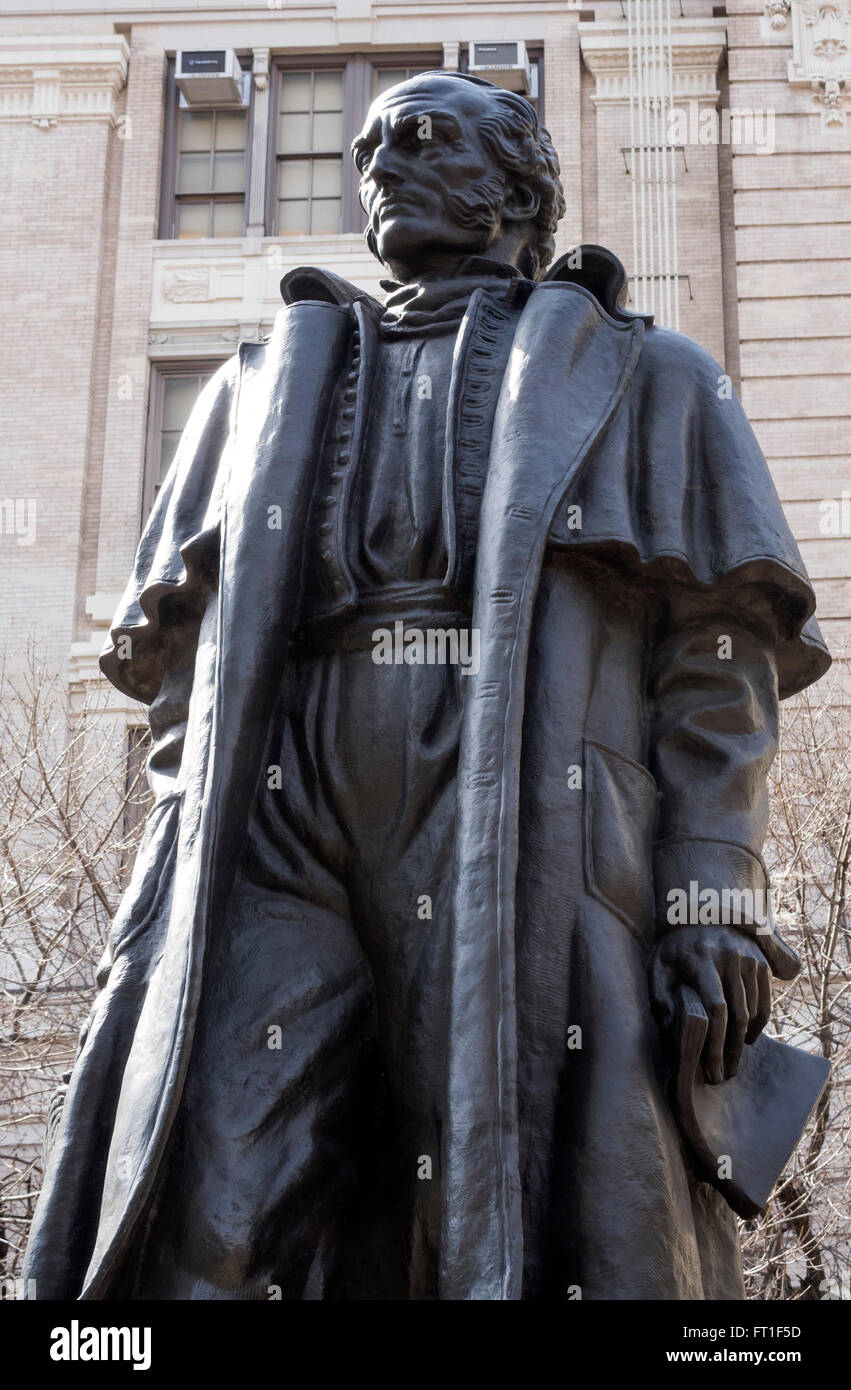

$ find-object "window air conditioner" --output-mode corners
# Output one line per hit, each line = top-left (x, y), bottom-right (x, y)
(467, 40), (531, 94)
(176, 50), (248, 106)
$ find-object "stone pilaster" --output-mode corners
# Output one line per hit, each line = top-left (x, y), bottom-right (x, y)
(579, 16), (728, 360)
(247, 47), (271, 238)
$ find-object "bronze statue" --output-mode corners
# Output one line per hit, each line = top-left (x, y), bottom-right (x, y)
(25, 71), (830, 1301)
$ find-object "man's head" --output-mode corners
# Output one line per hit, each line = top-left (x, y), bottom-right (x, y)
(352, 72), (565, 283)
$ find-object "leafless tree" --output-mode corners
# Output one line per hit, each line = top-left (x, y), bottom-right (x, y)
(0, 646), (148, 1282)
(0, 646), (848, 1297)
(742, 662), (851, 1299)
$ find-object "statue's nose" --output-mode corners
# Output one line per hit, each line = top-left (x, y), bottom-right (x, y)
(367, 141), (405, 191)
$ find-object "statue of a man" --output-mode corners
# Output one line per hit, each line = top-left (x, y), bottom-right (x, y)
(25, 71), (829, 1300)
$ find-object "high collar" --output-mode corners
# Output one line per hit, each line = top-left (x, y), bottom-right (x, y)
(379, 257), (532, 338)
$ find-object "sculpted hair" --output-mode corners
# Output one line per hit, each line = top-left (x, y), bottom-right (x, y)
(358, 70), (567, 280)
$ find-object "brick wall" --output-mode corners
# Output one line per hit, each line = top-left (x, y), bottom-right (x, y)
(1, 2), (848, 694)
(727, 0), (851, 661)
(0, 94), (118, 676)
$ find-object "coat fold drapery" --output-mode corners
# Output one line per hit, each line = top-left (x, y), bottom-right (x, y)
(24, 259), (830, 1300)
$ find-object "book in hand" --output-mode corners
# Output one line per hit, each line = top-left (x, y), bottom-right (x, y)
(672, 984), (831, 1219)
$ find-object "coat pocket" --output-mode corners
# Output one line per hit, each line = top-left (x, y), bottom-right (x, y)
(583, 739), (658, 948)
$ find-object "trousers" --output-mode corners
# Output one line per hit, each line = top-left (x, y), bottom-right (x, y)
(134, 633), (465, 1299)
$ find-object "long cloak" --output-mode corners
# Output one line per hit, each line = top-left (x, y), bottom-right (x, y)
(23, 256), (829, 1300)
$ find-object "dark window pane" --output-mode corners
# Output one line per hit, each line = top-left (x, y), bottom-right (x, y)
(375, 68), (407, 95)
(178, 152), (210, 194)
(213, 151), (244, 193)
(279, 111), (311, 152)
(312, 110), (343, 152)
(277, 199), (309, 234)
(313, 71), (343, 111)
(212, 200), (244, 236)
(312, 159), (342, 197)
(176, 202), (210, 238)
(162, 375), (201, 430)
(180, 111), (213, 151)
(215, 110), (247, 150)
(311, 198), (341, 234)
(278, 159), (310, 198)
(158, 430), (180, 482)
(280, 71), (311, 112)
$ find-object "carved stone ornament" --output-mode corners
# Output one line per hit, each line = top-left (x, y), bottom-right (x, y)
(788, 0), (851, 126)
(765, 0), (792, 28)
(162, 267), (211, 303)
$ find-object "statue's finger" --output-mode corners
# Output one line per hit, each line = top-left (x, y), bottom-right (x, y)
(721, 964), (749, 1078)
(745, 962), (772, 1044)
(696, 965), (727, 1085)
(648, 954), (676, 1029)
(740, 953), (759, 1030)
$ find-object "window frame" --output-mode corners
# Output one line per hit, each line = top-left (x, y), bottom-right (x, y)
(159, 54), (254, 241)
(158, 48), (543, 242)
(268, 57), (349, 239)
(143, 360), (228, 522)
(526, 45), (545, 121)
(122, 726), (152, 846)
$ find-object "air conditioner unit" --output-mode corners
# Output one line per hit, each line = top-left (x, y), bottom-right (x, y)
(467, 39), (531, 94)
(176, 50), (248, 106)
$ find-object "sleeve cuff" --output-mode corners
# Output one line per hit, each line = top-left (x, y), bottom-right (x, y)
(653, 837), (800, 979)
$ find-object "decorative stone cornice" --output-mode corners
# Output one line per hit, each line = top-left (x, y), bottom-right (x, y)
(579, 17), (727, 105)
(0, 35), (129, 130)
(147, 321), (275, 359)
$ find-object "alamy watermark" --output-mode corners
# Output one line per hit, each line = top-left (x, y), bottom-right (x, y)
(50, 1320), (151, 1371)
(1, 497), (36, 546)
(668, 102), (776, 154)
(371, 622), (480, 675)
(819, 490), (851, 536)
(667, 880), (773, 931)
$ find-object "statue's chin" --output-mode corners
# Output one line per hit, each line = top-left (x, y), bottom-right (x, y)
(376, 229), (492, 282)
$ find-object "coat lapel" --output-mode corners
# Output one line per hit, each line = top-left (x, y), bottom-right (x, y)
(443, 289), (521, 598)
(441, 282), (644, 1300)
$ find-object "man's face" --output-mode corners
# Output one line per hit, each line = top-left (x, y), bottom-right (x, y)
(353, 77), (515, 280)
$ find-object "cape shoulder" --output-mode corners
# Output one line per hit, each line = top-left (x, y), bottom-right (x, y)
(548, 320), (831, 697)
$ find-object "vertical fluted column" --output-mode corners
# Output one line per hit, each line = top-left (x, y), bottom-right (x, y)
(247, 47), (271, 239)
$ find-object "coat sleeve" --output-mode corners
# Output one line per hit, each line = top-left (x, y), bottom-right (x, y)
(100, 354), (238, 702)
(99, 354), (239, 797)
(648, 582), (800, 979)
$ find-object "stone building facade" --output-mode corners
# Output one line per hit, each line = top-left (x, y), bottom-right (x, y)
(0, 0), (849, 737)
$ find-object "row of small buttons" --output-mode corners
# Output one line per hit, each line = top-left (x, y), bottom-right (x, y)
(306, 320), (363, 606)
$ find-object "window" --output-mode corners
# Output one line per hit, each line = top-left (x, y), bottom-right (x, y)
(123, 727), (152, 846)
(160, 51), (517, 240)
(373, 65), (434, 99)
(268, 55), (443, 236)
(144, 364), (225, 518)
(526, 55), (543, 116)
(274, 69), (345, 235)
(174, 107), (248, 239)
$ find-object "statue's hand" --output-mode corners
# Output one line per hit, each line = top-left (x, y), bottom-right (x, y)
(648, 926), (772, 1084)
